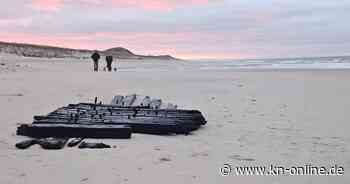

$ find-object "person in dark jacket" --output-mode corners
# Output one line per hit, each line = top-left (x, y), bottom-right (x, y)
(105, 55), (113, 72)
(91, 51), (100, 72)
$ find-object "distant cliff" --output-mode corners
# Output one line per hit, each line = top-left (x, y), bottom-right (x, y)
(0, 41), (179, 60)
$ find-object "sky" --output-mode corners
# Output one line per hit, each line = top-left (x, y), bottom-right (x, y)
(1, 0), (350, 59)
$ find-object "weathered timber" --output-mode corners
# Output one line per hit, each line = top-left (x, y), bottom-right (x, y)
(33, 116), (205, 128)
(78, 141), (111, 149)
(17, 124), (132, 138)
(150, 99), (162, 109)
(131, 95), (146, 107)
(45, 104), (206, 122)
(111, 94), (177, 109)
(29, 101), (207, 135)
(32, 120), (196, 134)
(68, 103), (166, 111)
(17, 96), (206, 138)
(35, 111), (206, 123)
(58, 104), (202, 116)
(15, 139), (38, 149)
(140, 96), (151, 107)
(67, 138), (84, 147)
(161, 103), (178, 110)
(121, 94), (136, 106)
(38, 138), (68, 150)
(111, 95), (124, 106)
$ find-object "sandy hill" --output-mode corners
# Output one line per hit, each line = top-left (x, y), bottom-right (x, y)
(0, 41), (178, 60)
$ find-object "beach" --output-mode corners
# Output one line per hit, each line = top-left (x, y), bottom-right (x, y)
(0, 56), (349, 183)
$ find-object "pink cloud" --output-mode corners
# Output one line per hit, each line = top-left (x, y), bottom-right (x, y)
(109, 0), (210, 11)
(0, 18), (32, 27)
(31, 0), (64, 11)
(31, 0), (210, 12)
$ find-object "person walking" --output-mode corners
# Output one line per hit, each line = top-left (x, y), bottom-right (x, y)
(105, 55), (113, 72)
(91, 51), (100, 72)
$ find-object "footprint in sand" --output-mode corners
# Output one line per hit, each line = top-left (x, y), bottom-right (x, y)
(80, 178), (89, 182)
(310, 136), (346, 154)
(229, 154), (255, 162)
(18, 173), (26, 177)
(191, 151), (209, 158)
(159, 157), (172, 162)
(216, 124), (224, 128)
(0, 93), (24, 97)
(266, 121), (298, 132)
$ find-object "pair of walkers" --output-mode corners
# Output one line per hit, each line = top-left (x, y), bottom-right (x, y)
(91, 51), (115, 72)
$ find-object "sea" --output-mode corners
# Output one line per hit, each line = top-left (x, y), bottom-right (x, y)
(190, 56), (350, 70)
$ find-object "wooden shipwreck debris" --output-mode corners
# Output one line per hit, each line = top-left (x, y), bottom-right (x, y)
(110, 94), (177, 110)
(67, 138), (84, 147)
(15, 94), (207, 149)
(78, 141), (111, 149)
(15, 137), (69, 150)
(141, 96), (151, 107)
(111, 95), (124, 106)
(15, 139), (38, 149)
(38, 138), (69, 150)
(17, 124), (132, 139)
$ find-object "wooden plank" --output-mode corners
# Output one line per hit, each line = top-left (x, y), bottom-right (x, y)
(150, 99), (162, 109)
(37, 115), (205, 126)
(78, 141), (111, 149)
(67, 138), (84, 147)
(15, 139), (38, 149)
(38, 138), (68, 150)
(111, 95), (177, 109)
(140, 96), (151, 107)
(34, 113), (205, 123)
(160, 103), (178, 110)
(121, 94), (136, 106)
(32, 116), (200, 134)
(17, 124), (132, 139)
(58, 104), (200, 115)
(32, 119), (200, 135)
(110, 95), (124, 106)
(168, 103), (178, 109)
(131, 95), (146, 107)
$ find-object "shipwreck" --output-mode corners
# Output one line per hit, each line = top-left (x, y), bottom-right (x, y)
(16, 94), (207, 149)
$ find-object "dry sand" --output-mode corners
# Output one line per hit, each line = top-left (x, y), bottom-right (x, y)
(0, 55), (349, 183)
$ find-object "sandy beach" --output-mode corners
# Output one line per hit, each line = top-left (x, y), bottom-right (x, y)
(0, 56), (349, 183)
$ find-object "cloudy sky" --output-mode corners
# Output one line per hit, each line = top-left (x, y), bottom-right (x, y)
(1, 0), (350, 59)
